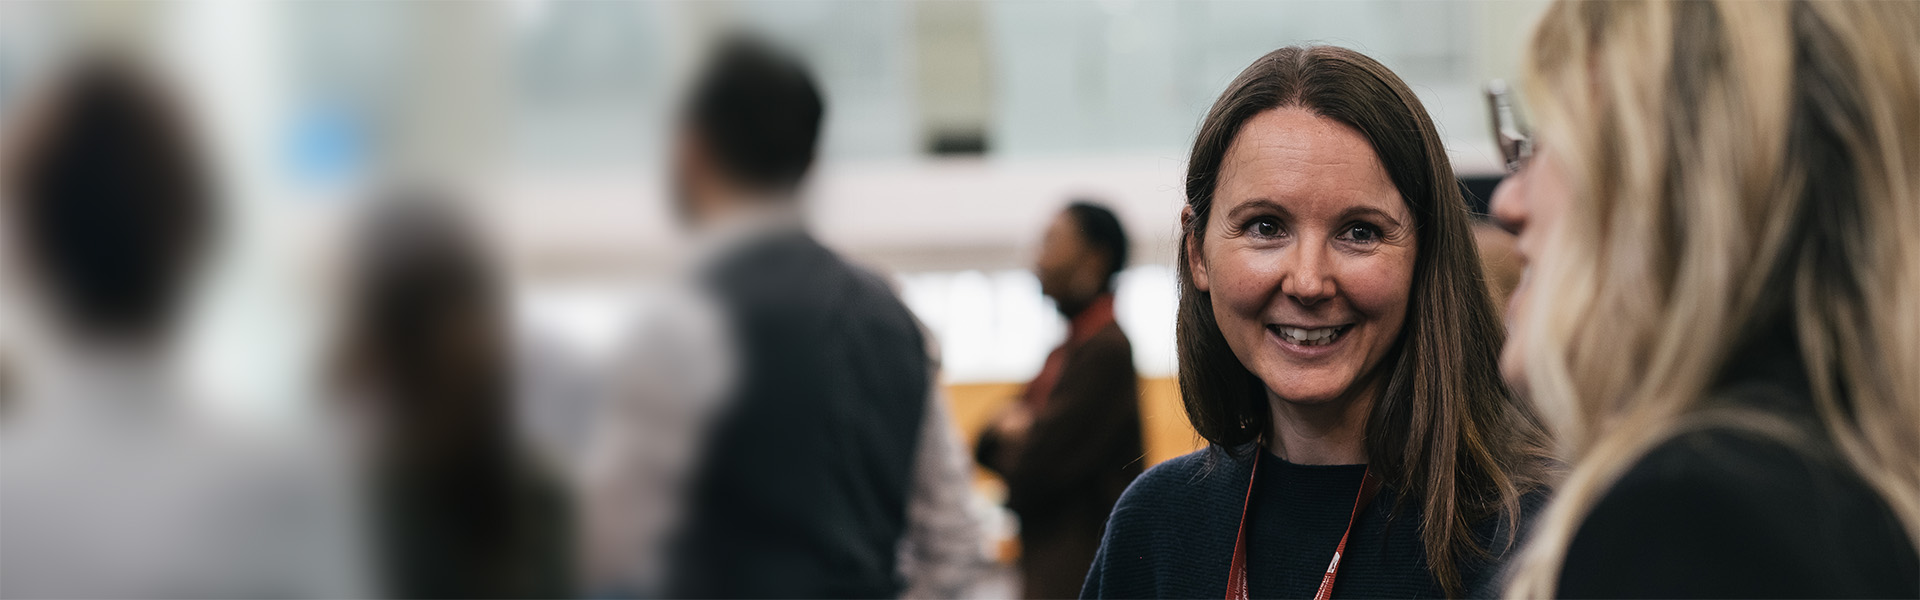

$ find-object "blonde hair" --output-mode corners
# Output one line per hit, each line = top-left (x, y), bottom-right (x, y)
(1503, 1), (1920, 596)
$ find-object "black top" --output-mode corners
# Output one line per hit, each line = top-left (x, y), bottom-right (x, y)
(1084, 446), (1543, 599)
(1247, 455), (1404, 598)
(1557, 337), (1920, 598)
(667, 231), (930, 599)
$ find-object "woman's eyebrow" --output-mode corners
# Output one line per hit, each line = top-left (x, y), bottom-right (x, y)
(1336, 205), (1404, 228)
(1223, 198), (1292, 221)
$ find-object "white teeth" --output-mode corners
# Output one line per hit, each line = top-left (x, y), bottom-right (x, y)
(1277, 326), (1345, 346)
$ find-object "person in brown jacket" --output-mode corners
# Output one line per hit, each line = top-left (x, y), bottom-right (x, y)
(977, 201), (1145, 599)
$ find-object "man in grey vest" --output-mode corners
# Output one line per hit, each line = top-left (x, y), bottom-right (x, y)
(619, 35), (979, 599)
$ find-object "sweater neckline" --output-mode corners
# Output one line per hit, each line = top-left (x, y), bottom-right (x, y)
(1261, 448), (1369, 471)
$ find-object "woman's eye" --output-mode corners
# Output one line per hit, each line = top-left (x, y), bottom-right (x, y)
(1340, 224), (1382, 243)
(1249, 217), (1281, 238)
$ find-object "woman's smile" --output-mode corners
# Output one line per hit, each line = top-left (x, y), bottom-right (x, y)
(1268, 323), (1358, 367)
(1271, 323), (1352, 347)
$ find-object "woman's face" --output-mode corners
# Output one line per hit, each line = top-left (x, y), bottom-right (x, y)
(1488, 140), (1575, 387)
(1188, 107), (1417, 406)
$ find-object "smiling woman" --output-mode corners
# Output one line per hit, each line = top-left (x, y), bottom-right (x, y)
(1194, 107), (1417, 428)
(1081, 46), (1555, 599)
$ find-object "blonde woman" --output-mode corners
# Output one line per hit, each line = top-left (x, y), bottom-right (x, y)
(1489, 1), (1920, 597)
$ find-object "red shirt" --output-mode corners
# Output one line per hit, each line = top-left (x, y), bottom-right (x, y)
(1023, 293), (1116, 410)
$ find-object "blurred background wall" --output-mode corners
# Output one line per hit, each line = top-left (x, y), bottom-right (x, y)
(0, 0), (1547, 462)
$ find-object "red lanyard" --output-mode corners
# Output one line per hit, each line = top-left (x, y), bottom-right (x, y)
(1226, 459), (1381, 600)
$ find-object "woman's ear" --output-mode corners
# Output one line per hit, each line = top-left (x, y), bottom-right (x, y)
(1183, 205), (1210, 293)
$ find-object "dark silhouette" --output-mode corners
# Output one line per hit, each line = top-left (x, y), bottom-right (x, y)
(977, 200), (1143, 600)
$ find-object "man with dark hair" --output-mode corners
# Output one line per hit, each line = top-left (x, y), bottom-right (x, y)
(585, 35), (982, 599)
(6, 58), (213, 339)
(672, 34), (824, 221)
(976, 200), (1145, 600)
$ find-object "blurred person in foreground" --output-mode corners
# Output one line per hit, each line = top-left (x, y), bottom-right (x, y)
(1493, 1), (1920, 597)
(1082, 45), (1555, 599)
(581, 34), (983, 599)
(975, 200), (1143, 600)
(0, 56), (364, 598)
(334, 192), (573, 599)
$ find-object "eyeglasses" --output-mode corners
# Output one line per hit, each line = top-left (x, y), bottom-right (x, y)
(1485, 79), (1533, 174)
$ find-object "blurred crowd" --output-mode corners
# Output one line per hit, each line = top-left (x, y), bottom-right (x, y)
(0, 30), (1035, 598)
(3, 2), (1918, 600)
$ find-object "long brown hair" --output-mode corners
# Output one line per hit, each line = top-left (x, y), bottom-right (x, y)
(1175, 46), (1554, 597)
(339, 191), (531, 598)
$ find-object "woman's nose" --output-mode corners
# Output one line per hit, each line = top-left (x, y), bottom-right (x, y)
(1489, 170), (1529, 236)
(1280, 243), (1336, 306)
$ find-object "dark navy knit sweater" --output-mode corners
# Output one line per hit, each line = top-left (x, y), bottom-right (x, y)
(1082, 446), (1544, 599)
